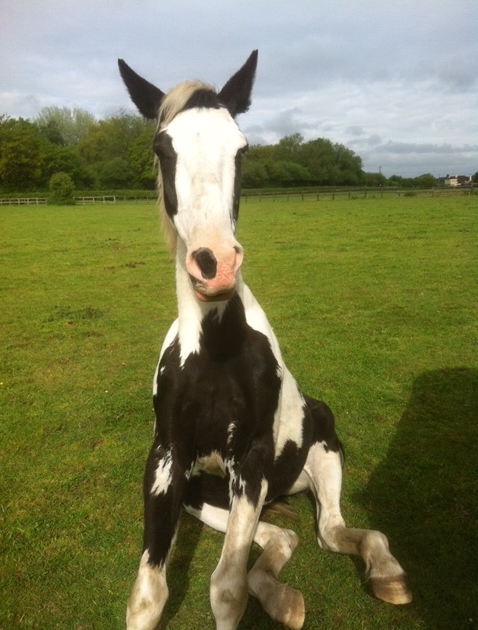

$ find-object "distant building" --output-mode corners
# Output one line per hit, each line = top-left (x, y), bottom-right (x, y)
(444, 174), (472, 187)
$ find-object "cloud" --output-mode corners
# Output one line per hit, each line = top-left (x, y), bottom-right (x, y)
(1, 0), (477, 176)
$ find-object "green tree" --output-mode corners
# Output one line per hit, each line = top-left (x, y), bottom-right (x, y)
(35, 107), (96, 146)
(413, 173), (437, 188)
(241, 158), (268, 188)
(99, 158), (134, 189)
(48, 172), (75, 205)
(364, 172), (387, 187)
(266, 160), (311, 186)
(76, 111), (155, 188)
(276, 133), (304, 160)
(0, 117), (44, 191)
(128, 133), (157, 189)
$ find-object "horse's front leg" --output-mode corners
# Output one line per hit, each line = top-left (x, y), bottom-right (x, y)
(127, 443), (186, 630)
(210, 475), (268, 630)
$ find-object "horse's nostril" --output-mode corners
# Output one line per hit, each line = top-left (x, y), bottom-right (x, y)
(193, 247), (217, 279)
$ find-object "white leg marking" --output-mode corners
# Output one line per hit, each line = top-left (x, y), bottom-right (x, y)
(126, 551), (168, 630)
(249, 524), (305, 630)
(304, 442), (412, 604)
(186, 501), (305, 629)
(210, 480), (268, 630)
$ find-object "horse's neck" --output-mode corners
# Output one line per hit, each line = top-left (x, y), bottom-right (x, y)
(174, 248), (283, 367)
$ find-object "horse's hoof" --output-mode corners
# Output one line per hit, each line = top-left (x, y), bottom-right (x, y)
(371, 575), (413, 605)
(270, 583), (305, 630)
(282, 587), (305, 630)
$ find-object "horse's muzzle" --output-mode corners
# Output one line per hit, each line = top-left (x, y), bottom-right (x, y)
(187, 241), (243, 302)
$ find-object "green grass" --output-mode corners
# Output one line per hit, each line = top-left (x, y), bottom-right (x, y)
(1, 196), (477, 629)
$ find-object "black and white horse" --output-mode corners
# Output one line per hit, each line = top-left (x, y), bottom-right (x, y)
(119, 50), (412, 630)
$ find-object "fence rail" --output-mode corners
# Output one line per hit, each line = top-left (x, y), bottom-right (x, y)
(0, 197), (47, 205)
(241, 186), (474, 202)
(76, 196), (117, 204)
(0, 187), (473, 207)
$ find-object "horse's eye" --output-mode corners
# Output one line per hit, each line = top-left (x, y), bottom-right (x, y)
(153, 133), (175, 160)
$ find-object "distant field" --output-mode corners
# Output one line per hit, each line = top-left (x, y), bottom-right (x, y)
(1, 196), (477, 629)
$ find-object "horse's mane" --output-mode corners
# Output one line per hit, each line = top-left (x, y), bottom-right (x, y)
(157, 80), (217, 253)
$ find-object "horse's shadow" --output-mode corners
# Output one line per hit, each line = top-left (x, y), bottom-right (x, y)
(158, 512), (205, 628)
(360, 368), (478, 630)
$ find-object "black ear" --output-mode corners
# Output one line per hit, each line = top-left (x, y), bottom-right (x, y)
(218, 50), (258, 118)
(118, 59), (165, 120)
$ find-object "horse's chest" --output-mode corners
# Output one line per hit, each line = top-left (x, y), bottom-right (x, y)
(155, 330), (281, 455)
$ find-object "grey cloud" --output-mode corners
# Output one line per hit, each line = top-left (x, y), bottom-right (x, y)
(1, 0), (476, 177)
(375, 142), (478, 155)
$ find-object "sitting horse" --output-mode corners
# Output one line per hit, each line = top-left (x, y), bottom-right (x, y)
(118, 50), (412, 630)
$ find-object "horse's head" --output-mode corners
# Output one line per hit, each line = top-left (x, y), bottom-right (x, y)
(118, 51), (258, 302)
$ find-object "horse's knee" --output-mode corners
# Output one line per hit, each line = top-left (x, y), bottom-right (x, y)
(210, 563), (249, 630)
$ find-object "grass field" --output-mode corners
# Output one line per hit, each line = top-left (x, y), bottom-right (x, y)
(1, 195), (477, 630)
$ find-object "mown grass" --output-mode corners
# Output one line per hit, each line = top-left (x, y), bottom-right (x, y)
(1, 196), (477, 630)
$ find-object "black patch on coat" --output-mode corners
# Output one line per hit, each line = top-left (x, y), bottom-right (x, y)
(233, 149), (243, 223)
(142, 443), (185, 567)
(304, 394), (344, 459)
(151, 294), (282, 510)
(183, 89), (221, 113)
(153, 131), (178, 218)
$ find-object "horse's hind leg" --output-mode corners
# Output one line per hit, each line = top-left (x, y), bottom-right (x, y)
(302, 438), (412, 604)
(185, 501), (305, 630)
(127, 445), (186, 630)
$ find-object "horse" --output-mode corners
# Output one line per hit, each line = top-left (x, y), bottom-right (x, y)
(118, 50), (412, 630)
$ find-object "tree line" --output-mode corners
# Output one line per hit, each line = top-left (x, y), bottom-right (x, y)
(0, 107), (455, 194)
(0, 108), (157, 193)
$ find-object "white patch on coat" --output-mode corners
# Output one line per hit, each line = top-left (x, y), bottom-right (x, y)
(153, 320), (179, 395)
(184, 502), (230, 532)
(273, 367), (305, 458)
(164, 107), (246, 252)
(160, 107), (246, 366)
(151, 451), (173, 496)
(239, 282), (283, 370)
(175, 240), (231, 365)
(239, 282), (304, 458)
(191, 451), (227, 478)
(227, 422), (236, 446)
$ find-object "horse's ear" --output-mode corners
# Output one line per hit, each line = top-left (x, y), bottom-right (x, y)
(118, 59), (165, 120)
(218, 50), (258, 118)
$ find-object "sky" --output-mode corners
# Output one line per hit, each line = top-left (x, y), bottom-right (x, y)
(1, 0), (477, 178)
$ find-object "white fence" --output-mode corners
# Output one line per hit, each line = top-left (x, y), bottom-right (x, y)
(0, 197), (47, 205)
(76, 196), (117, 204)
(0, 196), (118, 205)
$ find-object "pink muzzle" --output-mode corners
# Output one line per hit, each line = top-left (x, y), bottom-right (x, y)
(186, 241), (243, 302)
